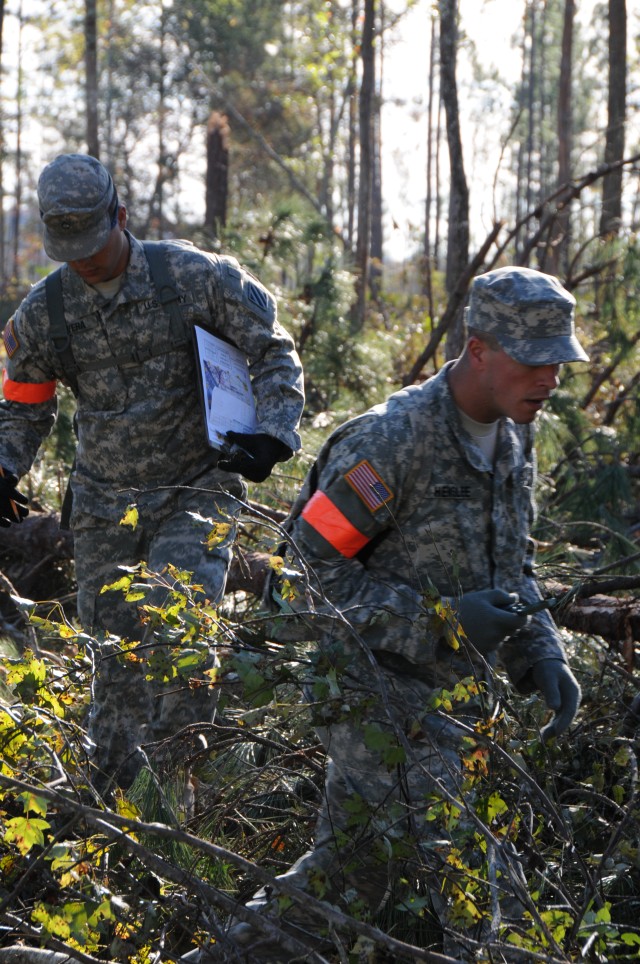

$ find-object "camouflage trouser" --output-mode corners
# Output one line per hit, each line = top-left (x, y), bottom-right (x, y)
(222, 666), (528, 962)
(76, 485), (241, 789)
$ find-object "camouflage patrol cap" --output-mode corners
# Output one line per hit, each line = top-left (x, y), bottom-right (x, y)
(467, 266), (589, 364)
(37, 154), (119, 262)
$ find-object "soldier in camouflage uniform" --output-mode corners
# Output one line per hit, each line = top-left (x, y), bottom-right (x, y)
(0, 153), (304, 790)
(192, 267), (587, 962)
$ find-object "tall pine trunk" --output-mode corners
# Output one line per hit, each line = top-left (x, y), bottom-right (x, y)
(205, 112), (229, 239)
(599, 0), (627, 237)
(0, 0), (5, 291)
(351, 0), (375, 331)
(422, 10), (438, 323)
(439, 0), (469, 359)
(11, 0), (23, 283)
(85, 0), (99, 158)
(548, 0), (574, 276)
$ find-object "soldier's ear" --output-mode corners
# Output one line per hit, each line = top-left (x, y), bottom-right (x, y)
(467, 334), (490, 370)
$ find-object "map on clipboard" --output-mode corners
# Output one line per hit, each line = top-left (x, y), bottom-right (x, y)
(193, 325), (257, 450)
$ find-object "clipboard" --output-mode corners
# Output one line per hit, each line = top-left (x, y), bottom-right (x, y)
(192, 324), (257, 450)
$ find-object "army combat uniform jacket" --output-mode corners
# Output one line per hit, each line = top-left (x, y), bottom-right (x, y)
(286, 362), (566, 693)
(0, 235), (304, 529)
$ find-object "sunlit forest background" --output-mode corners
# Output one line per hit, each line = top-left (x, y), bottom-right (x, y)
(0, 1), (640, 962)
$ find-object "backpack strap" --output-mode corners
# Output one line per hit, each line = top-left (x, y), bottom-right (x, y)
(141, 240), (189, 347)
(45, 241), (191, 395)
(45, 242), (191, 531)
(45, 268), (80, 397)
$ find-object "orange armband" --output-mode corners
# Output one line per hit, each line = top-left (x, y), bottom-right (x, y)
(301, 490), (370, 558)
(2, 370), (56, 403)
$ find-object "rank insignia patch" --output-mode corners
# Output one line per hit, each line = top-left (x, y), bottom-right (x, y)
(345, 460), (393, 512)
(2, 318), (19, 358)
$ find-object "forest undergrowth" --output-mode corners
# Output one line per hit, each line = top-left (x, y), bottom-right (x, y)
(0, 508), (639, 963)
(1, 245), (640, 962)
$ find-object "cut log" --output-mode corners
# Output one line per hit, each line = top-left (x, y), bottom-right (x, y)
(0, 513), (638, 655)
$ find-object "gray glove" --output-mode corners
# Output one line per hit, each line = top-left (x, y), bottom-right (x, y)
(456, 588), (528, 654)
(532, 658), (581, 742)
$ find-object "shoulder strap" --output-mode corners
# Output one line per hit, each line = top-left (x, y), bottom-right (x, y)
(142, 240), (188, 346)
(45, 242), (192, 396)
(45, 268), (80, 397)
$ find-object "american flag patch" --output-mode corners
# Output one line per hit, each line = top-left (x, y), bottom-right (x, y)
(345, 460), (393, 512)
(2, 318), (19, 357)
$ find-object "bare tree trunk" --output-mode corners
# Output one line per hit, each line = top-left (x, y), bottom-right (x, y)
(11, 0), (23, 283)
(524, 0), (537, 255)
(548, 0), (574, 275)
(346, 0), (358, 249)
(370, 105), (383, 297)
(157, 1), (167, 236)
(319, 82), (336, 227)
(84, 0), (99, 158)
(537, 3), (553, 207)
(439, 0), (469, 360)
(104, 0), (114, 168)
(0, 0), (5, 292)
(369, 2), (383, 300)
(422, 11), (438, 323)
(599, 0), (627, 237)
(205, 112), (229, 238)
(351, 0), (375, 331)
(514, 8), (528, 259)
(434, 80), (442, 271)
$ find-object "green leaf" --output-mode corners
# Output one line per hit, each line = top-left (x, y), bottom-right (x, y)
(5, 815), (51, 854)
(17, 791), (48, 816)
(32, 904), (71, 940)
(363, 725), (406, 767)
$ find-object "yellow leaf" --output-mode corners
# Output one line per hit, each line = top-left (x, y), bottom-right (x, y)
(119, 505), (139, 529)
(57, 624), (78, 639)
(205, 522), (232, 548)
(100, 575), (133, 594)
(115, 795), (141, 821)
(269, 555), (285, 575)
(125, 590), (148, 602)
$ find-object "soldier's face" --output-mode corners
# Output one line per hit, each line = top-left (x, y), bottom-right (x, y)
(68, 208), (129, 285)
(482, 348), (560, 423)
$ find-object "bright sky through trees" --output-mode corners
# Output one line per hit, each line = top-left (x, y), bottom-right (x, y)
(381, 0), (603, 261)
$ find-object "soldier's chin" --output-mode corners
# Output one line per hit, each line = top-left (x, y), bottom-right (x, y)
(512, 400), (544, 423)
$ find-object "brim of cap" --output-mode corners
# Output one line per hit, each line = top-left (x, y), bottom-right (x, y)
(500, 333), (589, 365)
(42, 220), (111, 263)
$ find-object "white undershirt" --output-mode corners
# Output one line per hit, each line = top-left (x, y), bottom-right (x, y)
(458, 409), (500, 463)
(93, 273), (124, 299)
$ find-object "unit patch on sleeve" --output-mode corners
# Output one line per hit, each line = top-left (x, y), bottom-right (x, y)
(344, 459), (394, 512)
(2, 318), (19, 358)
(246, 280), (269, 313)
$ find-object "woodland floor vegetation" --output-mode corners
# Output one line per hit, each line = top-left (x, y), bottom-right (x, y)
(0, 239), (639, 963)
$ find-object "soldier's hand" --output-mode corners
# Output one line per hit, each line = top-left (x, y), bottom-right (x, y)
(0, 467), (29, 527)
(218, 432), (293, 483)
(456, 588), (528, 654)
(532, 658), (581, 742)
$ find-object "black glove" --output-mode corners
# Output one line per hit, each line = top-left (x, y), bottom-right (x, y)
(218, 432), (293, 483)
(0, 467), (29, 527)
(456, 588), (528, 654)
(532, 658), (581, 742)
